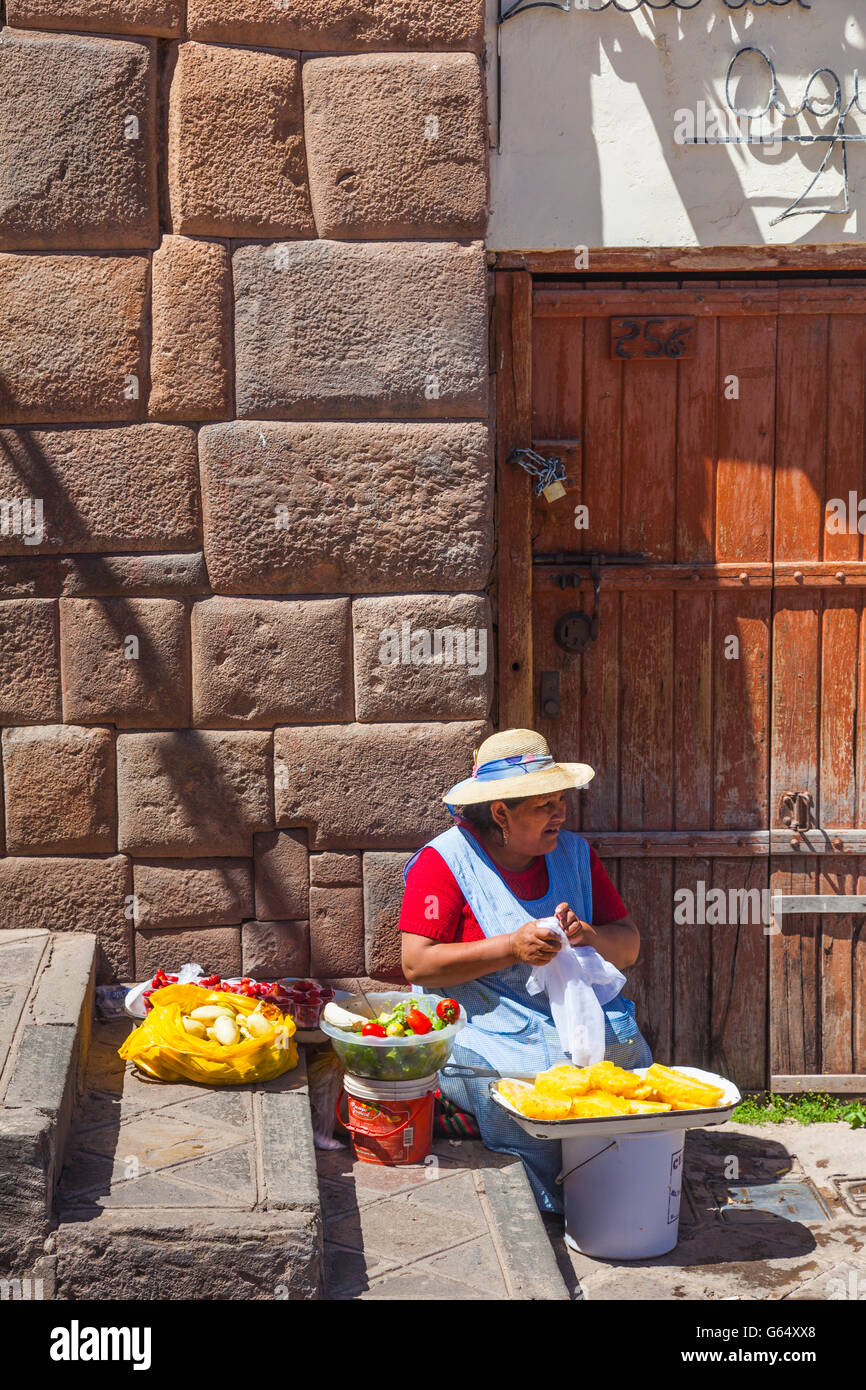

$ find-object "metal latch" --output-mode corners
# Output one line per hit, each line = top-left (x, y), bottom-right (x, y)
(778, 791), (816, 831)
(539, 670), (561, 718)
(554, 555), (601, 654)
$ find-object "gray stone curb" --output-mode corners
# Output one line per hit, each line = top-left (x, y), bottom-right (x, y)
(479, 1156), (571, 1300)
(0, 929), (97, 1279)
(55, 1207), (322, 1300)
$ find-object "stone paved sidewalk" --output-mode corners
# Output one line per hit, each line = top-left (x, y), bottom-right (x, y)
(318, 1138), (568, 1300)
(52, 1018), (321, 1299)
(548, 1119), (866, 1301)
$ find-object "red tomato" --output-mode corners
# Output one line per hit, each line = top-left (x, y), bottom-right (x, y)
(405, 1007), (432, 1035)
(362, 1022), (387, 1037)
(435, 999), (459, 1025)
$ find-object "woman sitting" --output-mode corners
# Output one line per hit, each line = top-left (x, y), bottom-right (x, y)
(399, 727), (652, 1214)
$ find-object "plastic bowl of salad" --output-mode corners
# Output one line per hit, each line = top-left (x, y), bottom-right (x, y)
(320, 991), (465, 1081)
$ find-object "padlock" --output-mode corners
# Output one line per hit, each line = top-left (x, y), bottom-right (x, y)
(541, 479), (567, 503)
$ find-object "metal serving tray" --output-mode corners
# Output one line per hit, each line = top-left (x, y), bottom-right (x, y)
(489, 1065), (741, 1140)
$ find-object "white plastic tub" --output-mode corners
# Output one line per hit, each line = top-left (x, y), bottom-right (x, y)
(489, 1064), (740, 1259)
(559, 1129), (685, 1259)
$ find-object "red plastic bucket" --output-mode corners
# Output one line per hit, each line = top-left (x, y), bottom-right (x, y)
(339, 1072), (437, 1166)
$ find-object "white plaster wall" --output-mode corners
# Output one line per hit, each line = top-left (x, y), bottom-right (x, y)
(487, 1), (866, 248)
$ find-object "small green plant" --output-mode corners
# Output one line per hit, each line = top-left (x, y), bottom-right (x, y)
(732, 1091), (866, 1128)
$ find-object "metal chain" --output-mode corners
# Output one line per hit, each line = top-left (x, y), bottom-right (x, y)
(507, 447), (568, 497)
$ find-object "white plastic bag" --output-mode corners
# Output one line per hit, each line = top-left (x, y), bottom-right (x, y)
(526, 919), (626, 1066)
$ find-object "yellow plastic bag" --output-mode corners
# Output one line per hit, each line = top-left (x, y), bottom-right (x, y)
(118, 983), (298, 1086)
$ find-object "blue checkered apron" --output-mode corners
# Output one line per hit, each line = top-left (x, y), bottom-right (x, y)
(403, 825), (652, 1213)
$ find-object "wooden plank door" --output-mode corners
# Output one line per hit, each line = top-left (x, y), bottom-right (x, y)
(496, 274), (866, 1091)
(768, 305), (866, 1090)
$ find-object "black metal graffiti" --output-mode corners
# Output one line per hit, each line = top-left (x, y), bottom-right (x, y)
(682, 47), (866, 224)
(500, 0), (808, 19)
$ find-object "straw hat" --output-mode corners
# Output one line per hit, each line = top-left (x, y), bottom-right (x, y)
(443, 729), (595, 807)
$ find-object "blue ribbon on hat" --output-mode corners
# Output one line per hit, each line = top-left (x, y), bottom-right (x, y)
(471, 752), (556, 782)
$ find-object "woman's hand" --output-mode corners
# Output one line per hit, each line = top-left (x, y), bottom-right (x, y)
(555, 901), (596, 946)
(509, 920), (562, 965)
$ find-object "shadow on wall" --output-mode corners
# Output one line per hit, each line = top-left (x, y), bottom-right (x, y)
(491, 4), (865, 247)
(0, 424), (282, 979)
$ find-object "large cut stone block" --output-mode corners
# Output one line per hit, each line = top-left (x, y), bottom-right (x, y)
(274, 721), (487, 849)
(309, 886), (364, 977)
(0, 29), (157, 251)
(363, 851), (412, 983)
(150, 237), (232, 421)
(60, 598), (189, 728)
(6, 0), (184, 37)
(304, 54), (487, 239)
(134, 924), (242, 979)
(0, 856), (131, 982)
(310, 852), (361, 887)
(0, 558), (58, 598)
(254, 830), (308, 921)
(0, 1109), (55, 1278)
(117, 731), (273, 857)
(168, 42), (313, 239)
(199, 422), (492, 595)
(192, 597), (352, 727)
(186, 0), (484, 52)
(232, 240), (487, 420)
(242, 920), (309, 978)
(132, 858), (253, 929)
(353, 593), (493, 721)
(59, 553), (208, 598)
(0, 599), (61, 723)
(55, 1208), (321, 1300)
(0, 426), (201, 555)
(2, 725), (115, 854)
(0, 255), (148, 424)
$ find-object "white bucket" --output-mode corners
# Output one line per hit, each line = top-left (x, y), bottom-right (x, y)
(343, 1072), (438, 1102)
(559, 1128), (685, 1259)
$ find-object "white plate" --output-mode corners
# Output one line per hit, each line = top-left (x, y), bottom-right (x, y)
(124, 976), (349, 1021)
(489, 1065), (742, 1140)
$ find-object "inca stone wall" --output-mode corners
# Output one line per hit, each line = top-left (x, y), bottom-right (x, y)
(0, 0), (492, 986)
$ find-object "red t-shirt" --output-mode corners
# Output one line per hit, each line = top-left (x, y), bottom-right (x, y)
(399, 824), (627, 944)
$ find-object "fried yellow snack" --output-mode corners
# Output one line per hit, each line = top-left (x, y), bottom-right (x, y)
(586, 1089), (631, 1110)
(644, 1064), (724, 1109)
(586, 1063), (645, 1097)
(515, 1093), (573, 1121)
(570, 1093), (629, 1118)
(535, 1064), (591, 1099)
(626, 1099), (673, 1115)
(495, 1079), (536, 1109)
(631, 1083), (657, 1100)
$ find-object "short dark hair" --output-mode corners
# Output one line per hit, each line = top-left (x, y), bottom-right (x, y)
(452, 796), (529, 842)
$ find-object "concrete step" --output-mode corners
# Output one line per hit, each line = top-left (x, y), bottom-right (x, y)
(53, 1021), (322, 1299)
(0, 928), (96, 1288)
(319, 1138), (570, 1300)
